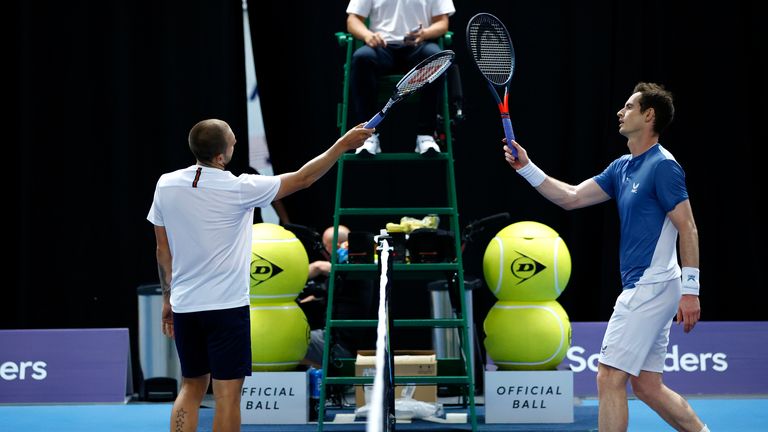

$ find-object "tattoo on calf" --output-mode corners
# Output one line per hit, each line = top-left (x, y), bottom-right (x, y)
(174, 407), (187, 432)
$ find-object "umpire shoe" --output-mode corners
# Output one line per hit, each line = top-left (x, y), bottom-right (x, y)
(355, 133), (380, 155)
(415, 135), (440, 155)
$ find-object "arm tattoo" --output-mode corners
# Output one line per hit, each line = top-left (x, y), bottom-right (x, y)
(158, 263), (171, 299)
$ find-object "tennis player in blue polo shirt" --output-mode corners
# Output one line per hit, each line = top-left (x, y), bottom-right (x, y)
(503, 82), (708, 432)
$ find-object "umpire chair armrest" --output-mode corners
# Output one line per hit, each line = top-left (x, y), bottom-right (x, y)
(335, 32), (354, 46)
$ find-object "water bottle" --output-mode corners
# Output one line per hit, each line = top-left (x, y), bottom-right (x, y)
(308, 367), (323, 421)
(337, 242), (349, 263)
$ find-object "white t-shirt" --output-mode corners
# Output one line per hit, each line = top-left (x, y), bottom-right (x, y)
(347, 0), (456, 43)
(147, 165), (280, 313)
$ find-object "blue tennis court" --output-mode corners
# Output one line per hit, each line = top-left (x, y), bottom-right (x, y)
(1, 397), (766, 431)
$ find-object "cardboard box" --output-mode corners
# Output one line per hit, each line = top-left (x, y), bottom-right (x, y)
(354, 350), (437, 407)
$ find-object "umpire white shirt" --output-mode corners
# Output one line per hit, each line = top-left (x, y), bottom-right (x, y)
(347, 0), (456, 43)
(147, 165), (280, 313)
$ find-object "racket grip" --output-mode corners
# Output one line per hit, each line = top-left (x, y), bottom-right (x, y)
(365, 112), (385, 129)
(501, 117), (518, 158)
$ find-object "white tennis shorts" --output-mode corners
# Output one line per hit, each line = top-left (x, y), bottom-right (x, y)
(599, 278), (682, 376)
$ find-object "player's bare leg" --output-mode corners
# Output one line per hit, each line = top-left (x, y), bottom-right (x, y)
(211, 377), (246, 432)
(597, 363), (630, 432)
(631, 371), (706, 432)
(170, 374), (209, 432)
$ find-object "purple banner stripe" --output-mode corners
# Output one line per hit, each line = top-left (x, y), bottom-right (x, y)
(0, 329), (129, 403)
(559, 322), (768, 396)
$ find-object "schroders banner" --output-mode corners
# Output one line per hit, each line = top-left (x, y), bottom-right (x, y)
(561, 322), (768, 396)
(0, 328), (130, 403)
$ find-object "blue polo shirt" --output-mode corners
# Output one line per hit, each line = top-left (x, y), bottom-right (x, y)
(593, 144), (688, 289)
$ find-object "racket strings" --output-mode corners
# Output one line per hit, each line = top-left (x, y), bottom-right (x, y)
(365, 50), (453, 128)
(467, 19), (515, 86)
(397, 55), (453, 95)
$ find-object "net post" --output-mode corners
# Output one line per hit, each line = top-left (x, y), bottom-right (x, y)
(376, 236), (396, 431)
(366, 236), (396, 432)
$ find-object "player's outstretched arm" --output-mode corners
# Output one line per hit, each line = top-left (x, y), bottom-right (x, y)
(275, 124), (373, 200)
(504, 139), (609, 210)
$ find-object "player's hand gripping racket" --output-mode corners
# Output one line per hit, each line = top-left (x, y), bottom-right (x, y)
(466, 13), (518, 157)
(364, 50), (455, 129)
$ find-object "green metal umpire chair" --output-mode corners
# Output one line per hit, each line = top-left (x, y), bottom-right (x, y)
(317, 30), (478, 431)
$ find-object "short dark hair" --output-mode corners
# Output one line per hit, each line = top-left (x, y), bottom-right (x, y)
(188, 119), (229, 163)
(633, 82), (675, 135)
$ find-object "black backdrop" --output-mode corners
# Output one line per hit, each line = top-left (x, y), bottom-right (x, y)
(10, 0), (765, 385)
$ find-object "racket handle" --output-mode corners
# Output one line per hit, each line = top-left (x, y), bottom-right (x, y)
(501, 116), (518, 158)
(365, 112), (385, 129)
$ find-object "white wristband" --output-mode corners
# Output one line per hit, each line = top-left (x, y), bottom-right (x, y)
(681, 267), (700, 296)
(516, 161), (547, 187)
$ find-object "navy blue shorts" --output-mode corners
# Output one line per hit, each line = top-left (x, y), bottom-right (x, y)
(173, 305), (252, 380)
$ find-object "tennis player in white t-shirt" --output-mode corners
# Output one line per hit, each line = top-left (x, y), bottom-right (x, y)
(147, 119), (371, 432)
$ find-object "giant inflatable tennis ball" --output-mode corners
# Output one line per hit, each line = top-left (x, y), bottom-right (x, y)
(483, 221), (571, 301)
(250, 302), (310, 371)
(484, 300), (571, 370)
(250, 223), (309, 303)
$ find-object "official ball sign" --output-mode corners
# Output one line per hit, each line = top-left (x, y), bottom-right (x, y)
(484, 370), (574, 423)
(240, 372), (307, 424)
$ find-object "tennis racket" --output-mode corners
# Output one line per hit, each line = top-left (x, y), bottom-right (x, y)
(466, 13), (518, 157)
(364, 50), (455, 129)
